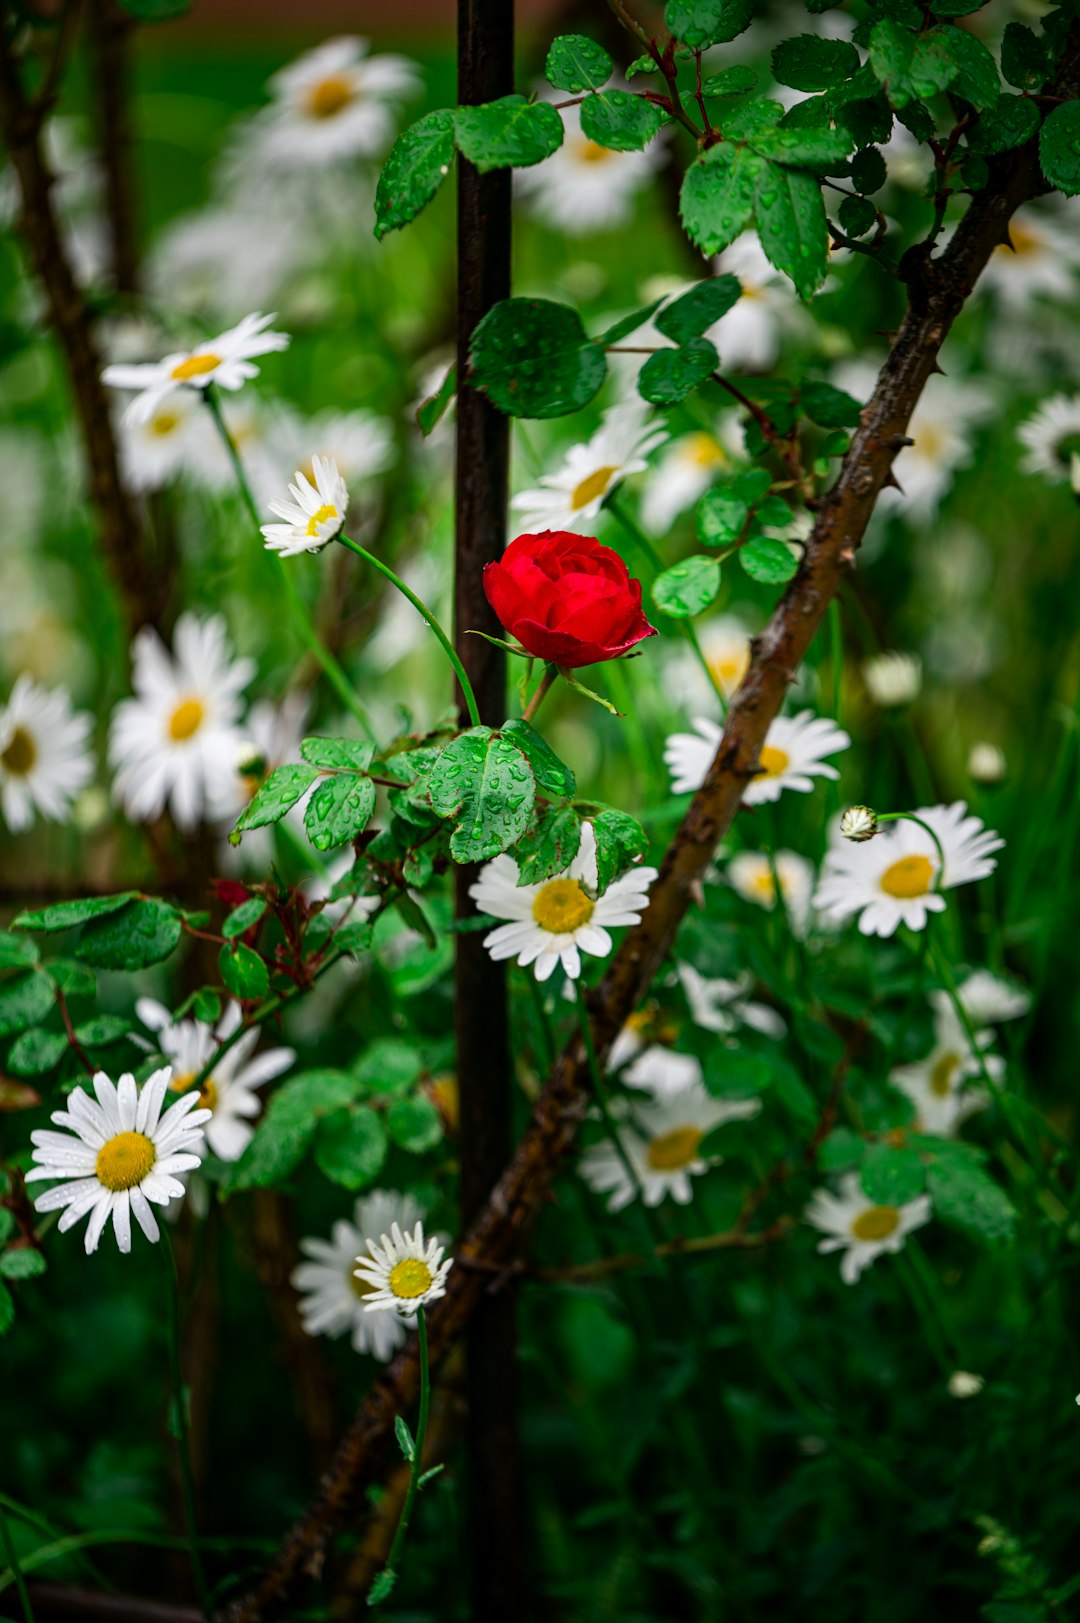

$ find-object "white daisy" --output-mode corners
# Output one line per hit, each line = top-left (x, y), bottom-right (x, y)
(580, 1079), (760, 1211)
(621, 1044), (706, 1100)
(814, 802), (1004, 937)
(640, 420), (742, 534)
(117, 387), (216, 494)
(862, 651), (922, 707)
(836, 362), (991, 518)
(1018, 394), (1080, 491)
(967, 742), (1006, 784)
(665, 710), (849, 804)
(678, 962), (786, 1040)
(515, 102), (663, 235)
(266, 407), (395, 492)
(511, 398), (668, 533)
(890, 997), (1002, 1137)
(469, 820), (658, 983)
(978, 204), (1080, 310)
(606, 1002), (684, 1071)
(136, 998), (294, 1163)
(261, 455), (350, 557)
(102, 311), (289, 427)
(955, 969), (1031, 1025)
(26, 1068), (210, 1255)
(665, 614), (753, 716)
(805, 1172), (932, 1284)
(292, 1190), (424, 1359)
(0, 674), (94, 833)
(248, 37), (421, 170)
(108, 611), (254, 831)
(354, 1219), (453, 1317)
(726, 849), (815, 935)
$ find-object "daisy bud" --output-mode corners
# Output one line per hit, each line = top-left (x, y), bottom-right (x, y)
(967, 742), (1005, 784)
(840, 805), (877, 842)
(947, 1370), (984, 1399)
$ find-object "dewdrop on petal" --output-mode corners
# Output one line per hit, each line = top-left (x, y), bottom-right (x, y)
(840, 805), (878, 842)
(968, 742), (1006, 784)
(948, 1371), (984, 1399)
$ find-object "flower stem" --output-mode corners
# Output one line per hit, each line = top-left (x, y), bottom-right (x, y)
(0, 1500), (35, 1623)
(161, 1230), (212, 1621)
(369, 1306), (432, 1605)
(336, 534), (481, 728)
(202, 387), (374, 738)
(876, 810), (948, 887)
(522, 664), (558, 724)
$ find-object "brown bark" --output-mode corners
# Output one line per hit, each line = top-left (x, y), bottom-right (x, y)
(87, 0), (140, 296)
(221, 37), (1079, 1623)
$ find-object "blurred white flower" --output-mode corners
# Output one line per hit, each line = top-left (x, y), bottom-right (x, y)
(511, 398), (667, 532)
(118, 387), (217, 494)
(726, 849), (815, 934)
(948, 1371), (984, 1398)
(0, 674), (94, 833)
(293, 1190), (426, 1359)
(516, 101), (663, 234)
(890, 997), (1002, 1136)
(666, 711), (849, 804)
(664, 613), (753, 716)
(679, 962), (785, 1039)
(148, 208), (308, 322)
(863, 651), (921, 707)
(978, 203), (1080, 310)
(967, 742), (1006, 784)
(805, 1171), (932, 1284)
(245, 37), (421, 171)
(956, 969), (1031, 1025)
(580, 1080), (759, 1211)
(1018, 393), (1080, 492)
(102, 312), (289, 426)
(620, 1044), (705, 1101)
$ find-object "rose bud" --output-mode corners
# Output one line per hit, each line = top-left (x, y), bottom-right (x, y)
(482, 530), (658, 670)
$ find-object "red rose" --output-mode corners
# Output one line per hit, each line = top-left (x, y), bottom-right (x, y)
(482, 531), (658, 670)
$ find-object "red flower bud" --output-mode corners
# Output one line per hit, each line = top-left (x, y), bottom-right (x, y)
(482, 530), (658, 670)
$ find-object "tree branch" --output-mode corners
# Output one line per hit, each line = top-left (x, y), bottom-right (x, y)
(220, 34), (1080, 1622)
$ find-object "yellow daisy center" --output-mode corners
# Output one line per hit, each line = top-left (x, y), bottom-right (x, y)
(646, 1125), (703, 1172)
(168, 697), (205, 743)
(626, 1005), (680, 1046)
(170, 1070), (217, 1112)
(1, 726), (36, 776)
(879, 853), (935, 900)
(915, 422), (945, 460)
(576, 138), (614, 164)
(850, 1205), (901, 1242)
(684, 432), (727, 470)
(171, 352), (222, 382)
(307, 75), (356, 119)
(1003, 222), (1042, 258)
(305, 502), (339, 537)
(710, 651), (749, 692)
(571, 464), (617, 511)
(150, 410), (181, 437)
(388, 1258), (434, 1300)
(533, 878), (594, 933)
(757, 744), (790, 779)
(929, 1051), (961, 1099)
(96, 1130), (156, 1192)
(749, 868), (777, 903)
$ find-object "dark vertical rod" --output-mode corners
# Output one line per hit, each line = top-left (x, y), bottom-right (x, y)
(88, 0), (140, 297)
(454, 3), (526, 1618)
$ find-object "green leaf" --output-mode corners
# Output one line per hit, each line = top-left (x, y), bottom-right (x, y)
(335, 919), (375, 957)
(49, 960), (95, 997)
(927, 1159), (1016, 1244)
(470, 298), (606, 419)
(74, 900), (182, 971)
(679, 142), (763, 257)
(386, 1094), (443, 1153)
(850, 145), (887, 195)
(6, 1027), (67, 1076)
(454, 95), (563, 172)
(395, 1414), (416, 1462)
(754, 161), (828, 299)
(800, 380), (863, 427)
(756, 493), (794, 527)
(304, 774), (377, 853)
(626, 55), (660, 80)
(13, 893), (137, 932)
(639, 338), (718, 405)
(0, 932), (39, 970)
(651, 555), (722, 619)
(590, 807), (649, 894)
(374, 109), (456, 240)
(417, 363), (457, 436)
(368, 1569), (396, 1605)
(300, 737), (376, 772)
(514, 805), (582, 886)
(231, 764), (319, 840)
(752, 122), (853, 170)
(218, 943), (270, 1001)
(580, 90), (664, 152)
(740, 535), (798, 583)
(702, 66), (758, 98)
(72, 1015), (132, 1048)
(818, 1126), (865, 1172)
(716, 98), (784, 140)
(772, 35), (860, 92)
(418, 1465), (445, 1488)
(967, 93), (1039, 155)
(697, 487), (750, 546)
(501, 719), (576, 799)
(1001, 22), (1049, 90)
(655, 275), (741, 341)
(860, 1142), (925, 1205)
(665, 0), (754, 48)
(868, 19), (958, 107)
(428, 727), (536, 862)
(354, 1037), (424, 1098)
(225, 1069), (359, 1192)
(937, 26), (999, 110)
(545, 33), (613, 92)
(594, 298), (665, 347)
(314, 1107), (388, 1190)
(0, 1248), (46, 1280)
(1039, 101), (1080, 194)
(222, 898), (267, 938)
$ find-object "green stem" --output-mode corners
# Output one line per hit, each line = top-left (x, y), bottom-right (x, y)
(336, 534), (481, 729)
(876, 810), (948, 886)
(370, 1306), (432, 1605)
(0, 1501), (34, 1623)
(161, 1231), (212, 1621)
(202, 387), (374, 737)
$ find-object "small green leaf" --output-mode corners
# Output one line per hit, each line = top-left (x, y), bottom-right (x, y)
(860, 1142), (925, 1205)
(1000, 22), (1049, 90)
(927, 1159), (1016, 1244)
(850, 145), (887, 195)
(514, 805), (582, 886)
(395, 1414), (416, 1462)
(819, 1126), (865, 1172)
(594, 298), (665, 347)
(545, 33), (612, 92)
(222, 898), (267, 938)
(665, 0), (754, 48)
(0, 1248), (46, 1280)
(367, 1569), (396, 1606)
(0, 932), (39, 969)
(470, 298), (606, 419)
(754, 161), (828, 299)
(639, 338), (719, 404)
(702, 66), (758, 98)
(1039, 101), (1080, 194)
(740, 535), (799, 583)
(580, 89), (664, 152)
(75, 900), (182, 971)
(232, 764), (319, 840)
(72, 1015), (132, 1048)
(937, 26), (999, 110)
(387, 1093), (443, 1153)
(314, 1107), (388, 1190)
(219, 943), (270, 1001)
(224, 1070), (358, 1192)
(651, 555), (722, 619)
(374, 109), (456, 240)
(13, 893), (137, 932)
(304, 775), (377, 852)
(655, 275), (741, 341)
(868, 19), (958, 108)
(697, 487), (750, 546)
(590, 807), (649, 894)
(800, 381), (863, 427)
(417, 364), (457, 435)
(300, 737), (376, 773)
(418, 1464), (445, 1488)
(7, 1028), (68, 1076)
(354, 1037), (424, 1098)
(772, 35), (860, 92)
(334, 919), (375, 957)
(428, 727), (536, 862)
(454, 95), (563, 172)
(752, 122), (852, 170)
(501, 719), (576, 799)
(680, 141), (763, 257)
(967, 93), (1039, 155)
